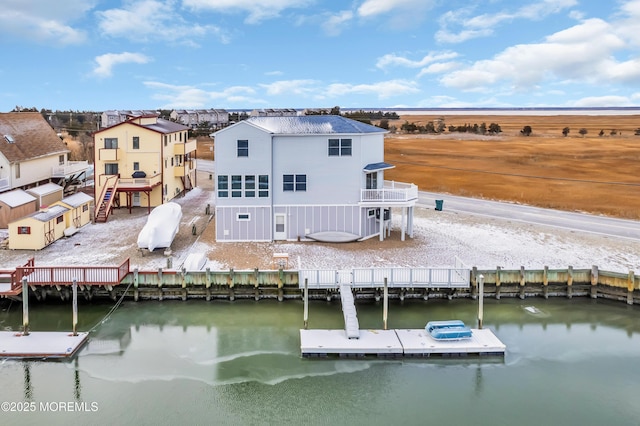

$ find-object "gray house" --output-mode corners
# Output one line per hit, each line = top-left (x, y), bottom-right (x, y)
(213, 115), (417, 242)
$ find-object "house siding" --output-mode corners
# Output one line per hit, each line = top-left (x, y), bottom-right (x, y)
(213, 117), (411, 242)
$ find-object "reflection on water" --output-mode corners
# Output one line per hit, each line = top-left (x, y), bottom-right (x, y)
(0, 298), (639, 425)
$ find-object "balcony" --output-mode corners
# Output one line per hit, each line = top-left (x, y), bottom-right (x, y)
(51, 161), (90, 178)
(360, 181), (418, 205)
(173, 139), (197, 155)
(99, 148), (120, 161)
(117, 173), (162, 190)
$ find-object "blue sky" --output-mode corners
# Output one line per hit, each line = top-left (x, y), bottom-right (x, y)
(1, 0), (640, 111)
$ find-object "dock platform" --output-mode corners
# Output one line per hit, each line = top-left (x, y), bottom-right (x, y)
(0, 331), (89, 359)
(300, 328), (505, 358)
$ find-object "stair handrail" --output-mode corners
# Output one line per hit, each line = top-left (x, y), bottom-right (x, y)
(95, 174), (119, 222)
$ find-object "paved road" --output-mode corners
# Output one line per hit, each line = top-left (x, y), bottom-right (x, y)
(198, 159), (640, 242)
(417, 191), (640, 242)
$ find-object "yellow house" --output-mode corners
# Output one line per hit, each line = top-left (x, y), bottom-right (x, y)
(8, 205), (68, 250)
(93, 115), (197, 222)
(52, 192), (94, 229)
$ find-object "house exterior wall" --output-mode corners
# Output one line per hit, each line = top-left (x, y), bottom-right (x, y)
(52, 200), (92, 228)
(94, 120), (194, 209)
(8, 215), (66, 250)
(10, 154), (65, 189)
(0, 199), (37, 229)
(214, 119), (389, 242)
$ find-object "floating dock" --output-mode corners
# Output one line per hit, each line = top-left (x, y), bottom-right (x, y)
(300, 328), (505, 358)
(0, 331), (89, 359)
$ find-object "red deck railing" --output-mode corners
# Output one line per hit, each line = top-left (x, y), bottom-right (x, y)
(13, 258), (130, 287)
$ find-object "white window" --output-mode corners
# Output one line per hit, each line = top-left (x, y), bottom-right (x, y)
(237, 140), (248, 157)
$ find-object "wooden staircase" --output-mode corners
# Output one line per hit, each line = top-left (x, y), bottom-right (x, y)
(95, 176), (119, 223)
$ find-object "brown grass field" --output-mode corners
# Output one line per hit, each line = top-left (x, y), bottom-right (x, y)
(381, 114), (640, 219)
(193, 114), (639, 220)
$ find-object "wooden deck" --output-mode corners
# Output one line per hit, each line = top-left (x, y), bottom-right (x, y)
(0, 331), (89, 359)
(300, 328), (505, 358)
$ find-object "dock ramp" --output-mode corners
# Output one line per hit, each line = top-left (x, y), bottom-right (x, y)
(340, 285), (359, 339)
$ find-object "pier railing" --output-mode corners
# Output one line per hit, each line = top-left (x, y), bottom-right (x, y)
(14, 258), (130, 286)
(299, 266), (470, 289)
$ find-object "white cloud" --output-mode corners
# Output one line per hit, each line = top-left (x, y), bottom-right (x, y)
(144, 81), (264, 108)
(357, 0), (435, 28)
(92, 52), (151, 78)
(376, 51), (459, 69)
(571, 96), (633, 107)
(357, 0), (428, 17)
(440, 19), (640, 92)
(183, 0), (312, 24)
(325, 80), (420, 99)
(0, 0), (95, 44)
(260, 80), (319, 96)
(322, 10), (354, 36)
(437, 0), (578, 44)
(416, 62), (460, 77)
(97, 0), (230, 44)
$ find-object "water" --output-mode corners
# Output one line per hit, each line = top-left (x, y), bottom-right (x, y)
(1, 298), (639, 425)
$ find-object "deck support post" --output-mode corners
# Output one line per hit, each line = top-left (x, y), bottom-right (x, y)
(72, 279), (78, 336)
(22, 277), (29, 336)
(590, 265), (598, 299)
(478, 275), (484, 330)
(383, 278), (389, 331)
(401, 207), (406, 241)
(303, 278), (309, 329)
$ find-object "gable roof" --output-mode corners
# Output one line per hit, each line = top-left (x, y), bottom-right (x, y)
(29, 205), (68, 222)
(221, 115), (387, 135)
(0, 189), (36, 207)
(0, 112), (69, 163)
(58, 191), (93, 208)
(95, 116), (188, 135)
(26, 182), (63, 196)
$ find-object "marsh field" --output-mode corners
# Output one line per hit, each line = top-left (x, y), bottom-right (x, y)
(196, 114), (640, 220)
(382, 114), (640, 219)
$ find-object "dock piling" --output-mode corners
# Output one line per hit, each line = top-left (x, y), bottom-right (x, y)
(72, 279), (78, 336)
(478, 274), (484, 329)
(383, 278), (388, 331)
(303, 278), (309, 329)
(22, 277), (29, 336)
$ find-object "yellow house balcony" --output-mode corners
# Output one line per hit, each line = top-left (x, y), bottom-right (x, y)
(117, 173), (163, 189)
(99, 148), (120, 161)
(173, 165), (185, 177)
(360, 181), (418, 206)
(173, 139), (197, 155)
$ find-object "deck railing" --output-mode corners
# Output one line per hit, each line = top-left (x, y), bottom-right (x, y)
(361, 180), (418, 203)
(299, 266), (470, 289)
(14, 258), (130, 286)
(51, 161), (90, 178)
(117, 173), (162, 189)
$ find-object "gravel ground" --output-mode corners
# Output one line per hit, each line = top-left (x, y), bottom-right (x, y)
(1, 170), (639, 274)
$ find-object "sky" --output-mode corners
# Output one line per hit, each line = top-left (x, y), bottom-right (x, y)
(1, 0), (640, 112)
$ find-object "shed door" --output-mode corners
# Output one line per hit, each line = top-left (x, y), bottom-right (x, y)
(274, 213), (286, 240)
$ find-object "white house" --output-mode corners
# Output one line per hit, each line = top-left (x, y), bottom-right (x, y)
(213, 115), (417, 242)
(0, 112), (89, 194)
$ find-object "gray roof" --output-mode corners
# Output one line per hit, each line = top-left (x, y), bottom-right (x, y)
(144, 118), (189, 134)
(364, 162), (395, 172)
(31, 205), (68, 222)
(245, 116), (387, 135)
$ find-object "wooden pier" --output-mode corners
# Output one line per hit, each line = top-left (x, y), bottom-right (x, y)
(300, 328), (505, 358)
(0, 331), (89, 359)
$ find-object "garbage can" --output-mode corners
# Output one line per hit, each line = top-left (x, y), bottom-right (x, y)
(435, 200), (444, 211)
